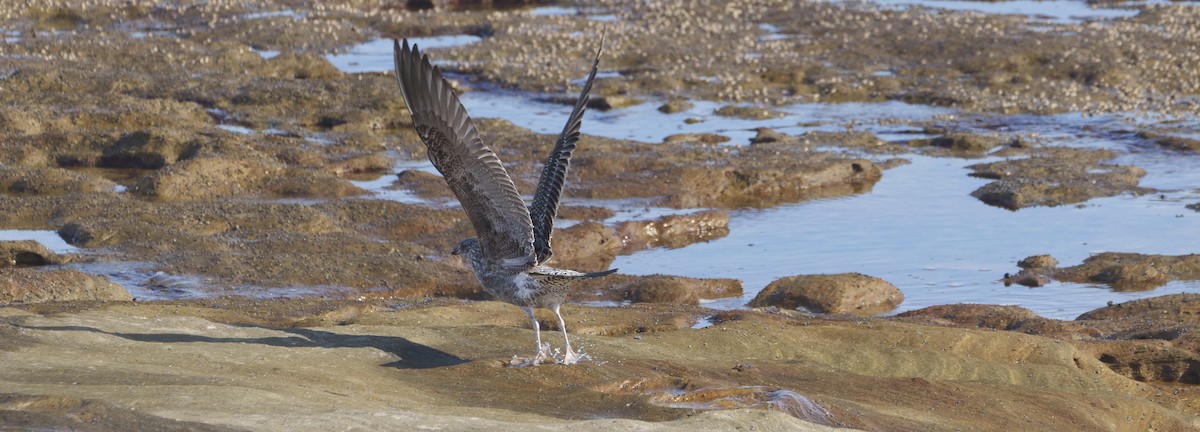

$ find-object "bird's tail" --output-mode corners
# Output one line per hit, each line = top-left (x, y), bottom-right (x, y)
(582, 268), (618, 278)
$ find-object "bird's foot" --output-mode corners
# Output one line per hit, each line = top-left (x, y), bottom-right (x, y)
(557, 347), (591, 365)
(507, 342), (554, 367)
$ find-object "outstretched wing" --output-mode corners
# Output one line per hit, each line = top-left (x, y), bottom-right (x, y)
(529, 36), (605, 265)
(394, 40), (535, 268)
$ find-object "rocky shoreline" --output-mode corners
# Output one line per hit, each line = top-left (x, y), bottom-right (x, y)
(2, 0), (1199, 429)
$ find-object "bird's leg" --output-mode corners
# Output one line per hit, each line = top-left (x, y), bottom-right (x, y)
(552, 304), (588, 364)
(522, 306), (550, 364)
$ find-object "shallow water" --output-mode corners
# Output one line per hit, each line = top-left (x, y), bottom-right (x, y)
(459, 89), (953, 145)
(612, 155), (1200, 319)
(325, 36), (482, 73)
(865, 0), (1143, 23)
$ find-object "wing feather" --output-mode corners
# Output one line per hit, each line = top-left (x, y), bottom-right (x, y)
(529, 36), (605, 265)
(393, 40), (535, 268)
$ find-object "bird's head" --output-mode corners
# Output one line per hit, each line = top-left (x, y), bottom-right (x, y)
(451, 238), (487, 275)
(451, 238), (482, 258)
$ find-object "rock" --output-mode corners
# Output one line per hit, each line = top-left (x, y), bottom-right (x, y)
(587, 95), (642, 111)
(627, 278), (700, 305)
(616, 210), (730, 253)
(547, 221), (621, 272)
(1017, 254), (1059, 269)
(0, 167), (118, 195)
(1054, 253), (1200, 291)
(265, 168), (367, 198)
(657, 99), (694, 114)
(1187, 202), (1200, 212)
(748, 273), (903, 315)
(662, 133), (729, 146)
(541, 94), (641, 111)
(1003, 269), (1052, 287)
(5, 299), (1193, 431)
(625, 275), (741, 304)
(99, 129), (200, 169)
(328, 153), (391, 174)
(897, 304), (1040, 330)
(258, 52), (342, 80)
(714, 105), (787, 120)
(556, 205), (615, 221)
(749, 127), (795, 145)
(0, 240), (63, 267)
(798, 131), (889, 150)
(967, 148), (1148, 210)
(129, 155), (279, 201)
(57, 222), (120, 248)
(392, 169), (452, 198)
(0, 268), (130, 304)
(1138, 132), (1200, 153)
(911, 132), (1002, 153)
(571, 274), (742, 304)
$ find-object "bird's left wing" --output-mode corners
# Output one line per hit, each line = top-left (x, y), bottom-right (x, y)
(394, 40), (535, 269)
(529, 36), (605, 265)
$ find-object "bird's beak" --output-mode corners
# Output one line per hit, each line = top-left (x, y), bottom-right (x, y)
(451, 247), (460, 256)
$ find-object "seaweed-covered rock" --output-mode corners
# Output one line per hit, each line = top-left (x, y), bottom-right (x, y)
(1054, 253), (1200, 291)
(616, 210), (729, 253)
(968, 148), (1148, 210)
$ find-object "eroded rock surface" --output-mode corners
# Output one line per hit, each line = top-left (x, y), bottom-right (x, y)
(2, 299), (1198, 431)
(1054, 253), (1200, 291)
(968, 148), (1149, 210)
(748, 273), (903, 316)
(0, 268), (130, 304)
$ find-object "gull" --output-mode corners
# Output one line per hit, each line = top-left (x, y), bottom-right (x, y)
(393, 38), (615, 365)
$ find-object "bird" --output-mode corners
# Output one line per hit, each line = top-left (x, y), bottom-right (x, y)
(392, 37), (615, 365)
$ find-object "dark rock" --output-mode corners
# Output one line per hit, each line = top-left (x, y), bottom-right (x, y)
(748, 273), (903, 315)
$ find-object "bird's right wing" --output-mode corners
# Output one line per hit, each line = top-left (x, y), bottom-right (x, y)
(529, 36), (604, 265)
(394, 40), (535, 268)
